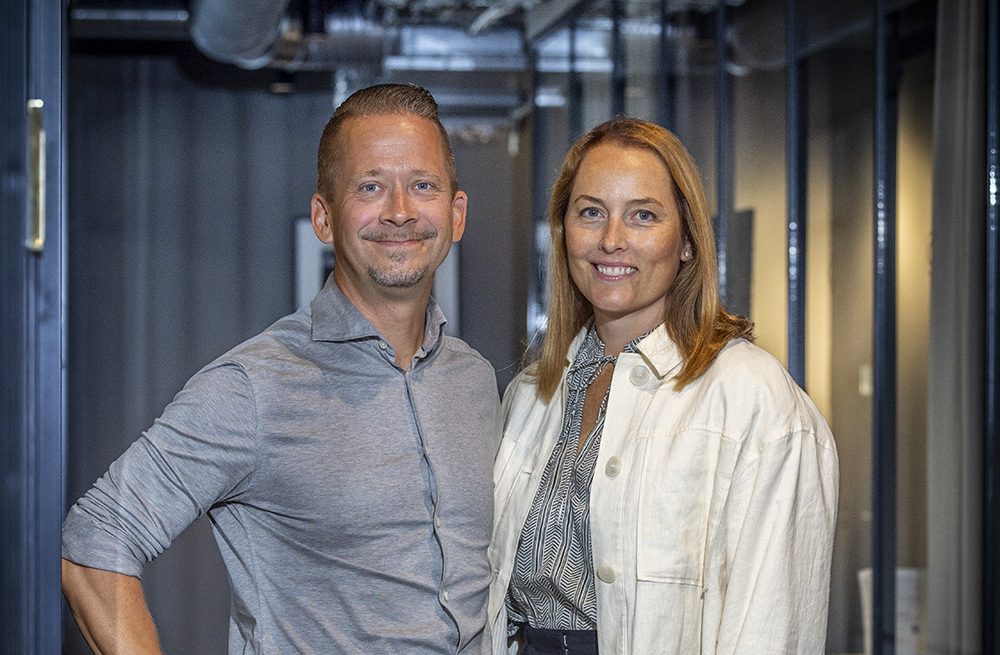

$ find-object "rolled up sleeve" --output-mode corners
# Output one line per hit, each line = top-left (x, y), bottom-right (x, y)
(62, 361), (259, 577)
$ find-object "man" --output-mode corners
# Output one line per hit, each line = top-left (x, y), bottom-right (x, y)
(62, 84), (501, 655)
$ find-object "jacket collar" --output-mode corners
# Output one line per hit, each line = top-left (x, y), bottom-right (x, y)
(566, 322), (683, 381)
(635, 324), (683, 380)
(309, 275), (447, 354)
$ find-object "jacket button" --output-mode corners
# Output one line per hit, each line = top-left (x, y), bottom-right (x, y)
(596, 563), (617, 583)
(629, 365), (649, 386)
(605, 457), (622, 478)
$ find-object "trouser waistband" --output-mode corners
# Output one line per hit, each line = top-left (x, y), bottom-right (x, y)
(522, 625), (598, 655)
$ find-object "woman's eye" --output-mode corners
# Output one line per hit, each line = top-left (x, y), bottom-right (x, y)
(583, 208), (601, 218)
(636, 210), (655, 221)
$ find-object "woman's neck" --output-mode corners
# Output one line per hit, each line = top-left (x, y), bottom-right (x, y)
(592, 311), (662, 356)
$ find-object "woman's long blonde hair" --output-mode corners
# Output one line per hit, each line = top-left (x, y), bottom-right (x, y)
(531, 118), (753, 401)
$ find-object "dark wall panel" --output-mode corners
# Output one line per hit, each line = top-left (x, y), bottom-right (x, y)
(454, 134), (529, 390)
(66, 55), (333, 654)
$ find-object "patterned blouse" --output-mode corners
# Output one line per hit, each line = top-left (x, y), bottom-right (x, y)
(506, 323), (651, 633)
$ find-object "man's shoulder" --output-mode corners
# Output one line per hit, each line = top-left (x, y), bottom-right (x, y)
(207, 307), (314, 372)
(437, 335), (495, 371)
(432, 336), (500, 396)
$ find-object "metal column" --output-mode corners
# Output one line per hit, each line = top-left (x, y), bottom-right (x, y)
(568, 20), (583, 142)
(657, 0), (674, 131)
(528, 48), (550, 337)
(610, 0), (625, 117)
(786, 0), (807, 387)
(715, 0), (733, 302)
(872, 2), (899, 653)
(985, 0), (999, 651)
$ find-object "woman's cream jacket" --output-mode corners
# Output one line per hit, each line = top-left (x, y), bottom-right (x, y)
(489, 326), (838, 654)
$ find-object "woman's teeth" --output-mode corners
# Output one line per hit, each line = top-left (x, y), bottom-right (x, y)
(596, 264), (637, 276)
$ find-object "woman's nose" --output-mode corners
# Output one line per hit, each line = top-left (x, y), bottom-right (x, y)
(599, 217), (626, 252)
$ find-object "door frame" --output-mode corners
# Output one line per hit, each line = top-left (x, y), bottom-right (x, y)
(1, 0), (66, 653)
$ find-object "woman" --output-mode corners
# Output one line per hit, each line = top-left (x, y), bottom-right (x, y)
(489, 118), (838, 655)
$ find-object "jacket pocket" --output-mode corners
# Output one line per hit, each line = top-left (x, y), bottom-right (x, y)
(635, 430), (721, 585)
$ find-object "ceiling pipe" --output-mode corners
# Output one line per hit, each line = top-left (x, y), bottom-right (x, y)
(273, 15), (396, 72)
(189, 0), (399, 72)
(189, 0), (292, 69)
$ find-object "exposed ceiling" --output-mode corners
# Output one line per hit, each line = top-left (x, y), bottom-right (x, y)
(66, 0), (934, 126)
(69, 0), (535, 123)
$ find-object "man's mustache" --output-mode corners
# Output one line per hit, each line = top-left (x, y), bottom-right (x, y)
(361, 228), (439, 242)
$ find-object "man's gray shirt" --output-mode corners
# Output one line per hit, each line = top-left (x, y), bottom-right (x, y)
(62, 278), (502, 654)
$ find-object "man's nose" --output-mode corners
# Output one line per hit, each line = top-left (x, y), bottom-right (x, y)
(382, 186), (417, 225)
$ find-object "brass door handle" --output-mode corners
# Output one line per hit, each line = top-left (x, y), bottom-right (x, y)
(27, 99), (45, 253)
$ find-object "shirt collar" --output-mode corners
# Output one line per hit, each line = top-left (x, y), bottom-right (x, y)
(569, 322), (649, 372)
(568, 324), (610, 371)
(309, 275), (447, 354)
(564, 321), (683, 381)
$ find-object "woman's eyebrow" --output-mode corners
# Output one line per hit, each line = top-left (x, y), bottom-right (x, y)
(624, 197), (665, 208)
(572, 194), (666, 208)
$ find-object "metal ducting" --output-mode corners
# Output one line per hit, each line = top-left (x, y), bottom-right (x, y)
(190, 0), (293, 69)
(273, 15), (398, 72)
(189, 0), (401, 72)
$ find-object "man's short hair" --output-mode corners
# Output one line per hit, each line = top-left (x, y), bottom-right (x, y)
(316, 83), (458, 200)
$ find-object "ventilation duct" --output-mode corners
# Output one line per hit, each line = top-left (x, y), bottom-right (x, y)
(190, 0), (403, 72)
(190, 0), (293, 69)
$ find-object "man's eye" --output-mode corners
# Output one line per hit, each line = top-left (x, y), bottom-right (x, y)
(415, 182), (432, 190)
(363, 183), (378, 192)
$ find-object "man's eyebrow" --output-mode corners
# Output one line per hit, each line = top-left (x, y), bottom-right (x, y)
(410, 169), (445, 182)
(349, 169), (384, 182)
(348, 169), (446, 183)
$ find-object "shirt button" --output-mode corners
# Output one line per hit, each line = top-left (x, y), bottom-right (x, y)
(435, 517), (441, 528)
(378, 340), (388, 350)
(596, 563), (616, 583)
(629, 365), (649, 386)
(443, 591), (450, 601)
(605, 456), (622, 478)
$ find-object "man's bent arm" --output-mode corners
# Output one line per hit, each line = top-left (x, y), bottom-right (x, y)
(62, 558), (162, 655)
(62, 365), (258, 653)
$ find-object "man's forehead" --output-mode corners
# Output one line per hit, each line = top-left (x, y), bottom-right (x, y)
(337, 116), (448, 168)
(340, 114), (439, 148)
(341, 112), (437, 137)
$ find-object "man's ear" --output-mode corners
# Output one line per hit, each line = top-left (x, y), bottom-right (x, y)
(311, 194), (334, 244)
(450, 191), (468, 243)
